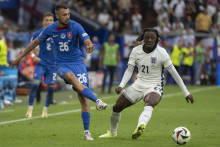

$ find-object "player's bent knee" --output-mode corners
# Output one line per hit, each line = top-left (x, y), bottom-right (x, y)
(113, 104), (122, 113)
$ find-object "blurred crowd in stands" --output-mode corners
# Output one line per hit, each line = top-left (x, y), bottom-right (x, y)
(0, 0), (219, 88)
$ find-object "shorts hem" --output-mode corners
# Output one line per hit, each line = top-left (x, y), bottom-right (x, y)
(122, 91), (135, 104)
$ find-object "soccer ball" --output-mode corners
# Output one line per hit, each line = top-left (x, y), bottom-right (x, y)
(172, 127), (191, 145)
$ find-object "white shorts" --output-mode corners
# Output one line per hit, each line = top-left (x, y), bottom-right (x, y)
(122, 84), (163, 104)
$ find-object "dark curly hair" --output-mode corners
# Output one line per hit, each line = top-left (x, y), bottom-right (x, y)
(136, 28), (161, 44)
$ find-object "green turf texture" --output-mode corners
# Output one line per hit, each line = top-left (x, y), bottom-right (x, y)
(0, 85), (220, 147)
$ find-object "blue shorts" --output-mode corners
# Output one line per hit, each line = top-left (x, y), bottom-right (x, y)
(33, 64), (57, 84)
(57, 64), (89, 88)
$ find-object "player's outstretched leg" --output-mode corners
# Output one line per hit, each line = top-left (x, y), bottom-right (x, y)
(81, 88), (108, 111)
(26, 83), (39, 118)
(77, 93), (94, 140)
(99, 111), (121, 138)
(132, 106), (153, 139)
(65, 72), (108, 110)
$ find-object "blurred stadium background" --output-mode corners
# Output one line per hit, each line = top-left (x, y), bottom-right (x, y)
(0, 0), (220, 146)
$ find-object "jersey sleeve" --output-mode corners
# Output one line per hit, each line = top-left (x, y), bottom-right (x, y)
(38, 27), (50, 43)
(76, 23), (90, 42)
(161, 49), (172, 68)
(128, 48), (136, 66)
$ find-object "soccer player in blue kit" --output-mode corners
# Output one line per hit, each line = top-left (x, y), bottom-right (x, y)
(26, 12), (57, 119)
(11, 3), (108, 140)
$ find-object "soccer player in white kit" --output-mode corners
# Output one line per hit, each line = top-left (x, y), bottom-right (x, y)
(99, 28), (194, 139)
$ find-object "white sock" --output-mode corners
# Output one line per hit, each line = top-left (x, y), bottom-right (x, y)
(43, 106), (48, 110)
(110, 111), (121, 136)
(137, 106), (153, 127)
(28, 105), (33, 110)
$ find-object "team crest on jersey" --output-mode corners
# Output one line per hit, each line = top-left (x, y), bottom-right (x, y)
(151, 57), (157, 66)
(67, 32), (72, 38)
(60, 33), (66, 39)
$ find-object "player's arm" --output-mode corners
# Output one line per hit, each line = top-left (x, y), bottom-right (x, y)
(84, 39), (95, 53)
(10, 38), (41, 69)
(115, 64), (134, 94)
(167, 64), (194, 104)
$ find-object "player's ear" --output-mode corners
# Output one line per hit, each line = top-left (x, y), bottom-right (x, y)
(55, 13), (59, 20)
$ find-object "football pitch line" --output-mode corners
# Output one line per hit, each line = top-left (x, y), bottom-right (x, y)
(0, 86), (218, 125)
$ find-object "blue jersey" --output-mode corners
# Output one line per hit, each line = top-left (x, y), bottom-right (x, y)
(38, 20), (90, 65)
(31, 29), (55, 65)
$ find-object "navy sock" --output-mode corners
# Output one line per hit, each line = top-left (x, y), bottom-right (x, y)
(45, 87), (54, 107)
(28, 83), (39, 105)
(81, 112), (90, 131)
(82, 88), (98, 102)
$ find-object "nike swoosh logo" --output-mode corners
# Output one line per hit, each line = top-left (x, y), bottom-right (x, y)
(53, 35), (58, 37)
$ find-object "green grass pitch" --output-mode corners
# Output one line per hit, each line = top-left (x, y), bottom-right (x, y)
(0, 85), (220, 147)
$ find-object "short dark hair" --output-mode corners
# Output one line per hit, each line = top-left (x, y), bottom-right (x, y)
(55, 3), (68, 13)
(136, 28), (161, 44)
(43, 12), (54, 18)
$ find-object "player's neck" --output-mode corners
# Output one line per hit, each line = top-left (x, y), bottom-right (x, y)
(58, 21), (68, 28)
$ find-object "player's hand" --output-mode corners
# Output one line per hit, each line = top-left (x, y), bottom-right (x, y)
(185, 94), (194, 104)
(86, 44), (95, 53)
(10, 57), (21, 69)
(33, 57), (41, 63)
(115, 87), (123, 94)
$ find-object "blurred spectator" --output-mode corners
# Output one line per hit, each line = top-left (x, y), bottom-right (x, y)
(157, 9), (169, 25)
(163, 17), (172, 29)
(207, 0), (217, 17)
(112, 21), (122, 35)
(79, 7), (88, 17)
(195, 39), (206, 85)
(185, 0), (197, 20)
(195, 7), (212, 40)
(182, 42), (195, 85)
(99, 34), (120, 93)
(122, 20), (133, 35)
(90, 36), (101, 71)
(118, 0), (132, 20)
(132, 8), (142, 34)
(213, 6), (220, 26)
(172, 18), (184, 35)
(154, 22), (170, 35)
(7, 41), (16, 64)
(98, 8), (109, 26)
(183, 25), (195, 44)
(154, 0), (169, 14)
(167, 39), (184, 84)
(18, 52), (35, 81)
(0, 9), (4, 25)
(112, 9), (119, 21)
(107, 16), (114, 31)
(200, 56), (217, 85)
(68, 0), (79, 12)
(0, 28), (7, 66)
(185, 15), (195, 29)
(211, 23), (219, 34)
(169, 0), (186, 23)
(195, 0), (206, 13)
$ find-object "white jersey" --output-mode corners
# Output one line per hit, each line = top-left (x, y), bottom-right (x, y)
(128, 44), (172, 90)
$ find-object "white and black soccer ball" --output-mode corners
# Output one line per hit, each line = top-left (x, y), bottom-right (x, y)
(172, 127), (191, 145)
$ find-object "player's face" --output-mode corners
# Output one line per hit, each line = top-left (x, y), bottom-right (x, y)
(56, 8), (70, 26)
(42, 16), (54, 28)
(143, 32), (157, 49)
